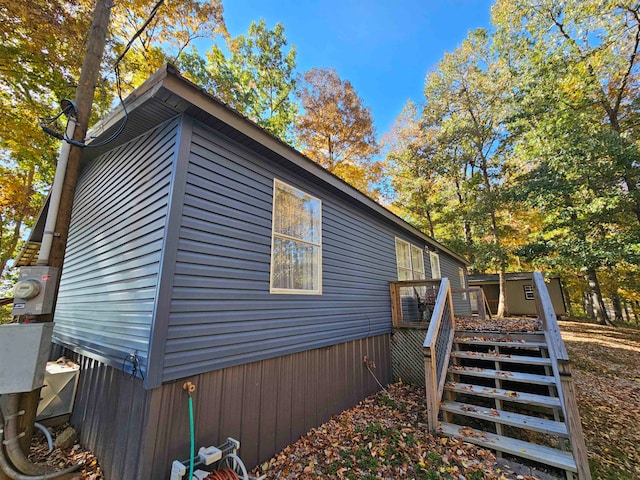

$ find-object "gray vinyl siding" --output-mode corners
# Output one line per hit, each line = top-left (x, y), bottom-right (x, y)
(160, 122), (406, 381)
(53, 118), (179, 375)
(436, 254), (471, 315)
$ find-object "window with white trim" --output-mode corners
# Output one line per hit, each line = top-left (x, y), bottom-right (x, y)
(270, 179), (322, 294)
(524, 285), (535, 300)
(429, 251), (441, 279)
(459, 267), (467, 300)
(395, 239), (425, 280)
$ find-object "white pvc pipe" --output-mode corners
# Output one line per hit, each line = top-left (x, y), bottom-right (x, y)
(37, 118), (77, 266)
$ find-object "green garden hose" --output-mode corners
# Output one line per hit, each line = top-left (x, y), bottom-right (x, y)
(183, 381), (196, 480)
(188, 395), (194, 480)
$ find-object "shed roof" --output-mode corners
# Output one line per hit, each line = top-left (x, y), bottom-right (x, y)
(16, 64), (469, 266)
(468, 272), (560, 284)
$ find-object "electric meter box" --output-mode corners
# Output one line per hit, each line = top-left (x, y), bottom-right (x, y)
(12, 266), (59, 316)
(0, 322), (53, 394)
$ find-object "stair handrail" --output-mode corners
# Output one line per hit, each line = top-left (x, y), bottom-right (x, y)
(422, 277), (455, 432)
(532, 271), (592, 480)
(533, 272), (569, 362)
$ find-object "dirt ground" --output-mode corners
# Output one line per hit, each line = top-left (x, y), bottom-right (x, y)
(21, 319), (640, 479)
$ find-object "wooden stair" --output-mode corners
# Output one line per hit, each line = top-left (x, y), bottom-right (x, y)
(439, 328), (579, 478)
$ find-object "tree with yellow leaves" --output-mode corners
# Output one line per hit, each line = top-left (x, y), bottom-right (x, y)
(0, 0), (227, 279)
(295, 67), (383, 198)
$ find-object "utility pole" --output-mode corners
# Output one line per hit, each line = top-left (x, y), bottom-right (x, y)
(15, 0), (113, 460)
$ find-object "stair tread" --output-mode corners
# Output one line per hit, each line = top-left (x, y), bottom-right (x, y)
(454, 338), (547, 348)
(451, 351), (552, 365)
(455, 329), (544, 334)
(448, 366), (557, 386)
(455, 331), (545, 342)
(440, 401), (569, 437)
(439, 422), (577, 472)
(444, 382), (562, 408)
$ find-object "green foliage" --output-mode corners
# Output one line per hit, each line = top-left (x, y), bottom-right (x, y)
(179, 19), (298, 141)
(388, 1), (640, 314)
(0, 0), (227, 281)
(0, 305), (12, 324)
(492, 0), (640, 315)
(387, 29), (520, 316)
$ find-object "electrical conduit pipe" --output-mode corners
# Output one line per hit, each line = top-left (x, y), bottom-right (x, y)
(2, 395), (46, 475)
(0, 397), (81, 479)
(37, 117), (76, 266)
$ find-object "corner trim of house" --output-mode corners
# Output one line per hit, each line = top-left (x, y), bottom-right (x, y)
(146, 114), (194, 389)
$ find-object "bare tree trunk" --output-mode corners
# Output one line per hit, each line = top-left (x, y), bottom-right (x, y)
(0, 220), (22, 276)
(560, 278), (571, 316)
(582, 291), (593, 318)
(633, 301), (640, 325)
(453, 177), (473, 248)
(0, 166), (33, 276)
(586, 269), (611, 326)
(422, 204), (435, 238)
(623, 301), (632, 323)
(496, 267), (508, 318)
(611, 293), (623, 322)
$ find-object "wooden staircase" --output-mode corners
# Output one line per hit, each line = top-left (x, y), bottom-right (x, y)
(389, 272), (591, 479)
(439, 329), (578, 476)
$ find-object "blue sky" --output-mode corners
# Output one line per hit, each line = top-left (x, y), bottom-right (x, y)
(216, 0), (494, 137)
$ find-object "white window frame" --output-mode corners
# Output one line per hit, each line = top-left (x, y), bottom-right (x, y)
(411, 245), (426, 280)
(524, 285), (535, 301)
(459, 267), (467, 300)
(395, 238), (426, 280)
(429, 251), (441, 279)
(270, 179), (322, 295)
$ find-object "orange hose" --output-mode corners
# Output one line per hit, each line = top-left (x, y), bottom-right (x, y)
(205, 468), (238, 480)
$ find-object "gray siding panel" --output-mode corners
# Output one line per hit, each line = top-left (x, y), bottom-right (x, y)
(437, 255), (471, 315)
(54, 118), (179, 375)
(161, 122), (465, 381)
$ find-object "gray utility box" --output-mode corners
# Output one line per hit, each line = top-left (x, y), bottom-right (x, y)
(12, 266), (59, 316)
(0, 322), (53, 394)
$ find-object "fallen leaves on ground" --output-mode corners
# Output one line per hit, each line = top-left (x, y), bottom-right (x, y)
(28, 423), (102, 479)
(252, 382), (536, 480)
(560, 320), (640, 479)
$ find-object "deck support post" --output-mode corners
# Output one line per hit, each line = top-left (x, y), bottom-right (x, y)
(423, 349), (438, 432)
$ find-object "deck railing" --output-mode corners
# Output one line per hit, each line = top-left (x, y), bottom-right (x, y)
(451, 286), (489, 319)
(390, 278), (455, 431)
(389, 279), (442, 327)
(533, 272), (592, 480)
(423, 278), (455, 431)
